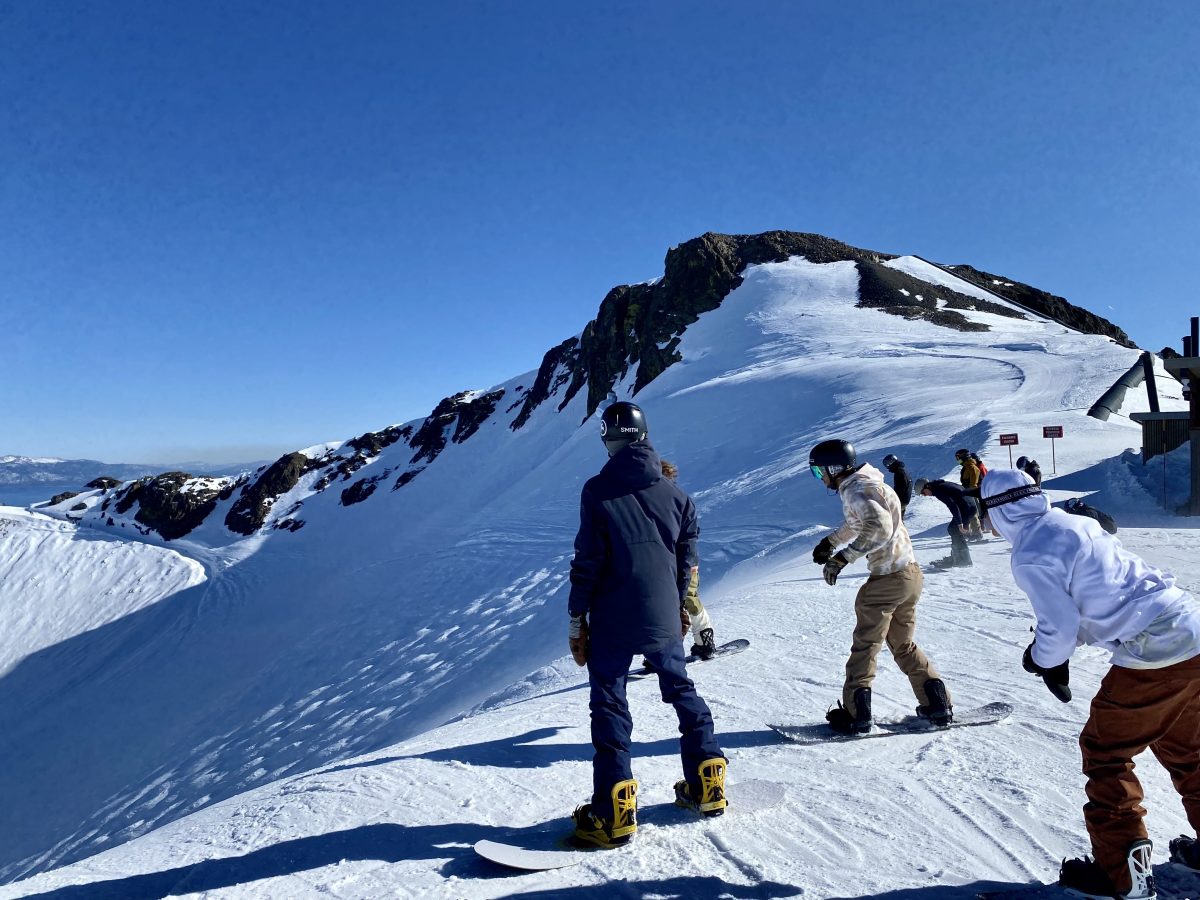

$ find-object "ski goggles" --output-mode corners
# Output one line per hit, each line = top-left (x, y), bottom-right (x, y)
(810, 465), (825, 480)
(982, 484), (1042, 510)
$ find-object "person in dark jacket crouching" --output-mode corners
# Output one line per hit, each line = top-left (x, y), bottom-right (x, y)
(567, 401), (726, 848)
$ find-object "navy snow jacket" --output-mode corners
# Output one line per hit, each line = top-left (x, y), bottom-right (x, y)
(567, 440), (699, 656)
(925, 479), (975, 526)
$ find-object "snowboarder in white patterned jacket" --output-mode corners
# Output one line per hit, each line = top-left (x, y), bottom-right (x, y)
(809, 439), (952, 735)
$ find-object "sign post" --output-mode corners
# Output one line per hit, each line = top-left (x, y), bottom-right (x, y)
(999, 433), (1019, 468)
(1043, 425), (1064, 474)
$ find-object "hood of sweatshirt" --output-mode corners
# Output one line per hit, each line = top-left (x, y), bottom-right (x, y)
(599, 439), (663, 491)
(981, 467), (1048, 544)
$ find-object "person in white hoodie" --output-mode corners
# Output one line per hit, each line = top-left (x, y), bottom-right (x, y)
(809, 439), (953, 734)
(983, 468), (1200, 900)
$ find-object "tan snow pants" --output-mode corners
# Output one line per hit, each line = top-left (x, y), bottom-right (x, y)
(843, 562), (944, 709)
(1080, 653), (1200, 892)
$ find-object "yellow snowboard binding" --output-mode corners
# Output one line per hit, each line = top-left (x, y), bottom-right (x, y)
(674, 757), (727, 817)
(572, 778), (637, 848)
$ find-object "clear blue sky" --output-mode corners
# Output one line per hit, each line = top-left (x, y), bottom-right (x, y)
(3, 1), (1197, 464)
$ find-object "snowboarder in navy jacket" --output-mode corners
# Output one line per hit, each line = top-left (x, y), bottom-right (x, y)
(567, 401), (726, 847)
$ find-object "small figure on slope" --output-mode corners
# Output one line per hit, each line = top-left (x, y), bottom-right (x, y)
(567, 401), (727, 848)
(983, 468), (1200, 899)
(955, 448), (985, 541)
(1016, 454), (1043, 486)
(1064, 496), (1118, 535)
(662, 459), (717, 659)
(809, 439), (953, 735)
(881, 453), (913, 517)
(914, 477), (976, 569)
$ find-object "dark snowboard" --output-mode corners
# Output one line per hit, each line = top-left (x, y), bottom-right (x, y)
(628, 638), (749, 679)
(770, 701), (1013, 745)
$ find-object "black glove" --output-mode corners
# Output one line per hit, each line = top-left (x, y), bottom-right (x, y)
(1022, 642), (1072, 703)
(813, 536), (834, 565)
(823, 551), (849, 586)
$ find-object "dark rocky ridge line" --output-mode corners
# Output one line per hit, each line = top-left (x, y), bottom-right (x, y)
(939, 262), (1133, 347)
(52, 230), (1132, 540)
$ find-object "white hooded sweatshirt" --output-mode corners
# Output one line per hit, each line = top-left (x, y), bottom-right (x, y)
(982, 468), (1200, 670)
(827, 463), (915, 577)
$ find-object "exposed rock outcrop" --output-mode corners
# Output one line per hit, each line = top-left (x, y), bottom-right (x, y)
(225, 453), (316, 536)
(855, 261), (1023, 331)
(117, 472), (222, 541)
(944, 263), (1133, 347)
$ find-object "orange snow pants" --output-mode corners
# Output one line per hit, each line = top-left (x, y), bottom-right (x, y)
(1080, 653), (1200, 891)
(843, 562), (943, 709)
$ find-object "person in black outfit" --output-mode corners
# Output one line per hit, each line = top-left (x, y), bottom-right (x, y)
(1017, 455), (1043, 486)
(914, 477), (976, 568)
(882, 454), (913, 516)
(1064, 497), (1118, 534)
(567, 401), (726, 848)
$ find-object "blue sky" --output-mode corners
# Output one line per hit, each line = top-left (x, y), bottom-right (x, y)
(2, 1), (1197, 464)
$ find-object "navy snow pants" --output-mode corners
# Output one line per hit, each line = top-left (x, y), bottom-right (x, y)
(587, 639), (723, 820)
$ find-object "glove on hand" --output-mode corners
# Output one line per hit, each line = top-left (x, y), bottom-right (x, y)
(812, 536), (834, 565)
(823, 552), (849, 586)
(680, 606), (691, 638)
(569, 614), (589, 667)
(1022, 641), (1072, 703)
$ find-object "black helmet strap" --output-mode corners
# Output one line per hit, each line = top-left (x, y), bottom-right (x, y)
(982, 484), (1043, 510)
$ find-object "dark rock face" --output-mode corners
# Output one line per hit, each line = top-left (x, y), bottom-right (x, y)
(515, 231), (893, 426)
(409, 390), (505, 465)
(225, 453), (316, 536)
(944, 264), (1133, 347)
(855, 261), (1023, 332)
(511, 337), (583, 429)
(85, 477), (122, 491)
(49, 491), (79, 506)
(125, 472), (222, 541)
(341, 471), (392, 507)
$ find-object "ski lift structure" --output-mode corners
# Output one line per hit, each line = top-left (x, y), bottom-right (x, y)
(1125, 316), (1200, 515)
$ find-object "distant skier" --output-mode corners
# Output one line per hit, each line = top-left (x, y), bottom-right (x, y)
(983, 467), (1200, 899)
(914, 477), (975, 568)
(1064, 496), (1118, 535)
(567, 401), (726, 847)
(661, 459), (717, 659)
(810, 440), (952, 734)
(881, 453), (913, 516)
(971, 452), (988, 478)
(955, 449), (985, 540)
(1016, 455), (1042, 486)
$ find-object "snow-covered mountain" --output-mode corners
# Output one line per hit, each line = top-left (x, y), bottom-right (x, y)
(0, 457), (262, 509)
(0, 231), (1193, 898)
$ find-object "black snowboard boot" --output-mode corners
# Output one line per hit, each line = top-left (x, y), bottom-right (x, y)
(1059, 839), (1155, 900)
(690, 628), (717, 660)
(917, 678), (954, 726)
(826, 687), (871, 735)
(1170, 834), (1200, 870)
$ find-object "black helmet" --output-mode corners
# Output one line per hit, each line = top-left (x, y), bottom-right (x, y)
(955, 448), (971, 461)
(882, 453), (900, 469)
(600, 401), (648, 456)
(1016, 456), (1029, 469)
(809, 439), (856, 481)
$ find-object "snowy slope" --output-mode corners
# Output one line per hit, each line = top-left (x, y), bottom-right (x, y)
(0, 251), (1192, 896)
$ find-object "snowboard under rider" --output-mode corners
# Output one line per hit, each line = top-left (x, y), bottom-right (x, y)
(914, 477), (976, 569)
(881, 453), (912, 516)
(809, 439), (953, 734)
(983, 467), (1200, 899)
(567, 401), (727, 848)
